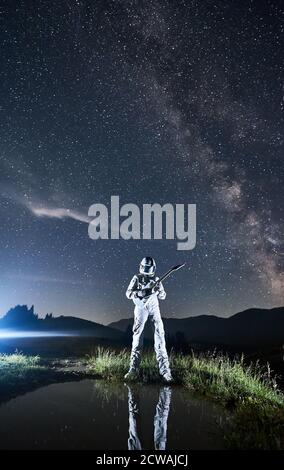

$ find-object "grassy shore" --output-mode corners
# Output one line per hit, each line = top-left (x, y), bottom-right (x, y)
(0, 353), (45, 385)
(87, 348), (284, 449)
(0, 352), (50, 402)
(87, 348), (283, 403)
(0, 353), (87, 403)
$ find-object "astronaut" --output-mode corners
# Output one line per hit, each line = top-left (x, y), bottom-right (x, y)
(125, 257), (173, 383)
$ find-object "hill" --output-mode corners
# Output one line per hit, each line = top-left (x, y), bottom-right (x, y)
(1, 305), (284, 351)
(109, 307), (284, 350)
(0, 305), (125, 342)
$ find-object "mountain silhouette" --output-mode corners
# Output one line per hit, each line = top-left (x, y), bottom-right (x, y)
(1, 305), (284, 350)
(108, 307), (284, 350)
(0, 305), (125, 341)
(1, 305), (38, 327)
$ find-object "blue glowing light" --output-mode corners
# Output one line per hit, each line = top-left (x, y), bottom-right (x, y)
(0, 330), (70, 339)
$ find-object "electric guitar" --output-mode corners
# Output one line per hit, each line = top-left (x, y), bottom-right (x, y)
(132, 263), (186, 307)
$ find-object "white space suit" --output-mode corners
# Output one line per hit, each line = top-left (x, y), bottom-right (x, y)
(125, 257), (172, 381)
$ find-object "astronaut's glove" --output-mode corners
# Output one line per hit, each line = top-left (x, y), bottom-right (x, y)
(136, 289), (146, 298)
(151, 283), (160, 294)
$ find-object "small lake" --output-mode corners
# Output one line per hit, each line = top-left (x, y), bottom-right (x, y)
(0, 379), (228, 450)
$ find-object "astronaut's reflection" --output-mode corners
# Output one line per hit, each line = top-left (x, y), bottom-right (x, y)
(126, 385), (172, 450)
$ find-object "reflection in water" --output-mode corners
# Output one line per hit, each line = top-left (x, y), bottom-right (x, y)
(127, 385), (172, 450)
(0, 380), (227, 449)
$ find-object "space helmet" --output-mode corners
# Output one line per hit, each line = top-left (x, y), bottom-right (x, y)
(139, 257), (156, 276)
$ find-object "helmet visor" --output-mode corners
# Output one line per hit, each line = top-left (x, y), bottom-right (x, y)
(140, 264), (155, 275)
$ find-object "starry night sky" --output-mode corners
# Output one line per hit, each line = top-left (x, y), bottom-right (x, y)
(0, 0), (283, 324)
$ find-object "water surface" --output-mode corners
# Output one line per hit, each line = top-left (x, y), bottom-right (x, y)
(0, 379), (227, 450)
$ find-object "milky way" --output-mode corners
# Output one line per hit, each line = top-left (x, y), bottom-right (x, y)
(0, 0), (283, 322)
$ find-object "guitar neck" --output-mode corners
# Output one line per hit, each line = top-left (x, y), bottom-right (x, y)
(154, 269), (174, 287)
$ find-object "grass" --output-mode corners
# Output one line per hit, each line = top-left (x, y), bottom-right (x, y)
(0, 351), (50, 403)
(87, 347), (284, 449)
(86, 347), (191, 383)
(184, 352), (283, 406)
(0, 352), (45, 386)
(87, 348), (283, 404)
(0, 352), (85, 401)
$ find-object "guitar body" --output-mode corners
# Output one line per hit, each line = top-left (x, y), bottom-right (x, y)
(132, 276), (157, 308)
